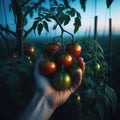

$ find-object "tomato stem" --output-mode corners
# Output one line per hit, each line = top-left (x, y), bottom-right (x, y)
(50, 15), (74, 44)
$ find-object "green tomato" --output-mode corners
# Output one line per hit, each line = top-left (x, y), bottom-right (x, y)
(52, 72), (71, 90)
(94, 63), (101, 72)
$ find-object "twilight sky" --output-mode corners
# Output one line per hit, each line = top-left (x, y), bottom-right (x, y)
(0, 0), (120, 38)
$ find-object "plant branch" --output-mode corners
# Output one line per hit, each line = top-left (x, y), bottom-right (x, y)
(22, 0), (31, 7)
(23, 0), (44, 17)
(0, 24), (16, 37)
(50, 15), (74, 42)
(23, 26), (33, 39)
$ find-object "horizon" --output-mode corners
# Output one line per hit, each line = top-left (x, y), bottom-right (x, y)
(0, 0), (120, 39)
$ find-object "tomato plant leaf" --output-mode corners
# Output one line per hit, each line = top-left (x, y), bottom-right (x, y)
(37, 23), (43, 35)
(43, 21), (49, 32)
(30, 10), (33, 18)
(58, 12), (65, 24)
(79, 0), (87, 12)
(33, 20), (39, 33)
(106, 0), (114, 8)
(64, 14), (70, 25)
(74, 17), (81, 33)
(63, 0), (69, 7)
(95, 102), (104, 120)
(105, 85), (117, 112)
(67, 8), (75, 17)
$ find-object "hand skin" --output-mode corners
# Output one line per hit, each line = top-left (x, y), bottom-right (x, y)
(19, 56), (85, 120)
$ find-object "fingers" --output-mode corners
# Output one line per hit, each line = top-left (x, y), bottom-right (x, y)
(69, 70), (82, 94)
(78, 57), (85, 75)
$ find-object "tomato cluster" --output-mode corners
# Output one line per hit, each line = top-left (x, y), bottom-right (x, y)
(39, 40), (84, 90)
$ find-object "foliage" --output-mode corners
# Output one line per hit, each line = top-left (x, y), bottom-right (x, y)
(49, 39), (117, 120)
(0, 0), (116, 119)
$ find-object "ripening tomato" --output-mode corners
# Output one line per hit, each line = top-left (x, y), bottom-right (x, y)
(66, 42), (82, 58)
(39, 59), (57, 76)
(58, 53), (73, 68)
(77, 57), (85, 74)
(70, 66), (82, 80)
(13, 53), (17, 61)
(45, 42), (61, 56)
(52, 72), (71, 90)
(24, 45), (34, 56)
(76, 95), (81, 104)
(94, 63), (101, 72)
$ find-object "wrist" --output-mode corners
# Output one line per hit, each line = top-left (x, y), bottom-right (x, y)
(19, 91), (55, 120)
(34, 91), (55, 120)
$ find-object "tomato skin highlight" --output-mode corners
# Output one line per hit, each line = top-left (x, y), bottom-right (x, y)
(52, 72), (71, 90)
(45, 42), (61, 56)
(39, 59), (57, 76)
(58, 53), (73, 68)
(24, 46), (35, 56)
(94, 63), (101, 72)
(66, 43), (82, 58)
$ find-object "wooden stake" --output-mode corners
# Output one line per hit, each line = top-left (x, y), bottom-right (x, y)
(94, 16), (98, 41)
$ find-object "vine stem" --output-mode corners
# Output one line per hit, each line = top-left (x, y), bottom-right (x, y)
(50, 15), (74, 44)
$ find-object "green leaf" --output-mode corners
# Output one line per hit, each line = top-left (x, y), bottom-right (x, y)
(95, 102), (104, 120)
(58, 12), (65, 24)
(83, 88), (95, 100)
(33, 20), (39, 33)
(63, 0), (69, 7)
(43, 21), (49, 32)
(45, 18), (51, 22)
(106, 0), (114, 8)
(37, 23), (43, 35)
(79, 0), (87, 11)
(64, 14), (70, 25)
(30, 10), (33, 18)
(74, 17), (81, 33)
(67, 8), (75, 17)
(105, 85), (117, 112)
(76, 11), (81, 18)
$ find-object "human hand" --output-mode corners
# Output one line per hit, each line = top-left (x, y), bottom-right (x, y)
(34, 55), (85, 110)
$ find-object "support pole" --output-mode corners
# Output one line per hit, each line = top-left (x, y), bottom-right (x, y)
(94, 16), (98, 41)
(109, 17), (112, 82)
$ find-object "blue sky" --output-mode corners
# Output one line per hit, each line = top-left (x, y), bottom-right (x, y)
(0, 0), (120, 38)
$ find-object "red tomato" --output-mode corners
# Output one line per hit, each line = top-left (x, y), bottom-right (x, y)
(77, 57), (85, 74)
(45, 42), (61, 56)
(39, 59), (57, 76)
(24, 46), (34, 56)
(66, 43), (82, 58)
(58, 53), (73, 68)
